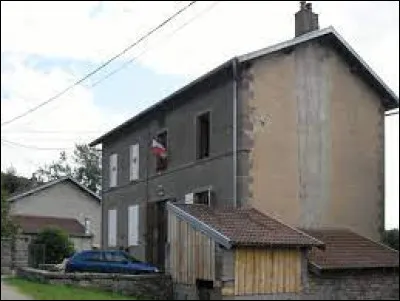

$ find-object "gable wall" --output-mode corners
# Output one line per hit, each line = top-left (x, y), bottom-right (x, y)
(10, 181), (101, 246)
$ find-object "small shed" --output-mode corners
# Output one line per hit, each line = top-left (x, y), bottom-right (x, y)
(166, 203), (324, 300)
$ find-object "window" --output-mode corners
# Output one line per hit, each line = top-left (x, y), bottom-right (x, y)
(197, 112), (210, 159)
(194, 190), (211, 206)
(76, 251), (102, 262)
(128, 205), (139, 246)
(84, 218), (91, 235)
(156, 131), (168, 172)
(108, 209), (117, 247)
(130, 144), (139, 181)
(103, 251), (129, 263)
(109, 153), (118, 187)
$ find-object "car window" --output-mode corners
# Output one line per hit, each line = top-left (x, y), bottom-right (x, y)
(74, 251), (102, 262)
(103, 251), (129, 263)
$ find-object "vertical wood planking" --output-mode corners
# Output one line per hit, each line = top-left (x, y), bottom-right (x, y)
(296, 250), (301, 292)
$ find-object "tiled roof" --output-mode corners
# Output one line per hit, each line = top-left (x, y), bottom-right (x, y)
(302, 229), (399, 270)
(12, 214), (89, 237)
(172, 204), (324, 248)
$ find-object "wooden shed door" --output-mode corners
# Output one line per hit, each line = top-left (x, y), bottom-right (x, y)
(146, 200), (168, 269)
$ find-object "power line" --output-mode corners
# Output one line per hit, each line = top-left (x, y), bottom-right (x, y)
(1, 138), (74, 151)
(89, 1), (220, 88)
(1, 1), (197, 127)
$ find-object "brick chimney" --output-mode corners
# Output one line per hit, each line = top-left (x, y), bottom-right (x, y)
(295, 1), (319, 37)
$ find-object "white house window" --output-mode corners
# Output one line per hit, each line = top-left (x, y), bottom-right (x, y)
(130, 144), (139, 181)
(128, 205), (139, 246)
(109, 153), (118, 188)
(108, 209), (117, 247)
(84, 217), (91, 235)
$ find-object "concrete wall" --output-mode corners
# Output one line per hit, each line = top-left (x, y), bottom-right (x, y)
(328, 49), (385, 241)
(101, 75), (234, 258)
(239, 41), (385, 241)
(17, 267), (173, 300)
(10, 181), (101, 246)
(238, 51), (300, 225)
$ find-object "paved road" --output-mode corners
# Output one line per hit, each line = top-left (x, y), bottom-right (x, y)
(1, 279), (31, 300)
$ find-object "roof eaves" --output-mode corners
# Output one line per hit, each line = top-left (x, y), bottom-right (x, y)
(167, 202), (232, 249)
(329, 27), (399, 108)
(8, 176), (101, 202)
(237, 26), (334, 63)
(238, 26), (398, 109)
(8, 177), (66, 201)
(89, 59), (234, 146)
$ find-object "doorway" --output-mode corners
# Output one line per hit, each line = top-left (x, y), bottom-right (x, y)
(146, 199), (168, 269)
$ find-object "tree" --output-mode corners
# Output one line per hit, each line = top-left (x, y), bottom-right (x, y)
(1, 167), (36, 195)
(34, 144), (102, 193)
(382, 228), (399, 250)
(34, 151), (73, 182)
(72, 144), (102, 194)
(32, 227), (75, 264)
(1, 189), (18, 238)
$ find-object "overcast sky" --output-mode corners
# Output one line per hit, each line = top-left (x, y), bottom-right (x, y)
(1, 1), (398, 229)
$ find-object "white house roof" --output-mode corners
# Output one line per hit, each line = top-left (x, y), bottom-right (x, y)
(8, 176), (101, 202)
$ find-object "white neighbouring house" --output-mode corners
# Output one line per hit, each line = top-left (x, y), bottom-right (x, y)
(8, 176), (102, 251)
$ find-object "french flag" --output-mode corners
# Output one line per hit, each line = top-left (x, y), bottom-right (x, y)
(151, 139), (167, 158)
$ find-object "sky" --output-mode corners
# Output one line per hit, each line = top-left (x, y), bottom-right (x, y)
(1, 1), (399, 229)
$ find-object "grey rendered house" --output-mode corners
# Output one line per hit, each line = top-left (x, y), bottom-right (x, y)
(9, 176), (102, 250)
(90, 1), (398, 274)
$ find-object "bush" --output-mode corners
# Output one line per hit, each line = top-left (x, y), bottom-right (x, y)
(32, 227), (75, 264)
(383, 228), (399, 250)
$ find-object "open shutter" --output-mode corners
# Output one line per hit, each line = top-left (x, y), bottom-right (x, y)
(128, 205), (139, 246)
(109, 154), (118, 187)
(108, 209), (117, 247)
(130, 144), (139, 181)
(185, 193), (194, 204)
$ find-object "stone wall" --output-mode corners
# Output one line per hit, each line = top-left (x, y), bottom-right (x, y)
(221, 269), (399, 300)
(304, 269), (399, 300)
(17, 267), (173, 300)
(1, 238), (12, 274)
(13, 237), (29, 269)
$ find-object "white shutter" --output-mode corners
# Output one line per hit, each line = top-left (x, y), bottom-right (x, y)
(185, 193), (194, 204)
(128, 205), (139, 246)
(108, 209), (117, 247)
(109, 154), (118, 187)
(130, 144), (139, 181)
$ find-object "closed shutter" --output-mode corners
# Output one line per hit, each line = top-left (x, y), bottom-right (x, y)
(185, 193), (194, 204)
(108, 209), (117, 247)
(128, 205), (139, 246)
(130, 144), (139, 181)
(109, 154), (118, 187)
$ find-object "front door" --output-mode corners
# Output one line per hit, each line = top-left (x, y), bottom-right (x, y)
(146, 200), (168, 269)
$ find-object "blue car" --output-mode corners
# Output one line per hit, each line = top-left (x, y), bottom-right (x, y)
(65, 250), (159, 274)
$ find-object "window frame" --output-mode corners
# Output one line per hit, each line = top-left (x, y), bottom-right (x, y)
(195, 110), (211, 160)
(155, 129), (168, 173)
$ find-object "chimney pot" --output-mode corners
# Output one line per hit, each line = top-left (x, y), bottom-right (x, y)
(295, 1), (319, 37)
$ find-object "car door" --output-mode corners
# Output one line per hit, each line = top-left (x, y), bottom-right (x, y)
(80, 251), (103, 272)
(103, 251), (130, 274)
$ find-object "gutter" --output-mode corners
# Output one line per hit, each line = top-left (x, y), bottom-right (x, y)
(232, 58), (239, 208)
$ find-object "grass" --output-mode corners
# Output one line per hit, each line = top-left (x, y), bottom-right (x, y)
(3, 277), (137, 300)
